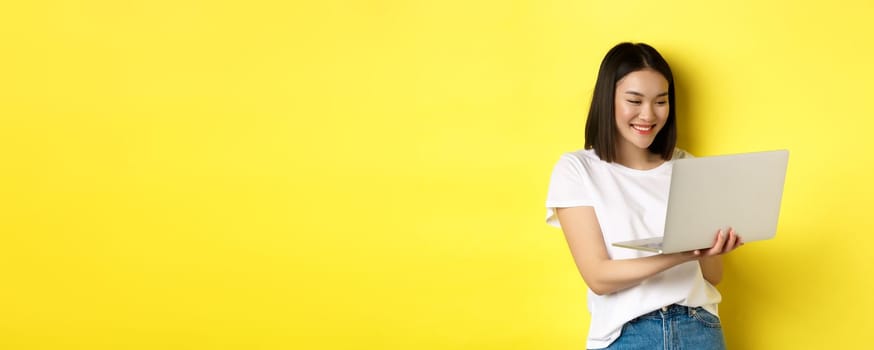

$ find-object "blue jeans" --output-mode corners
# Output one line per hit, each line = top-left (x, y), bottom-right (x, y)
(594, 304), (727, 350)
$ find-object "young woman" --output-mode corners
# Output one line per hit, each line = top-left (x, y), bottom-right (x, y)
(545, 43), (743, 349)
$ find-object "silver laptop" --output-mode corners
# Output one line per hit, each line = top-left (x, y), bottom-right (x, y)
(612, 150), (789, 254)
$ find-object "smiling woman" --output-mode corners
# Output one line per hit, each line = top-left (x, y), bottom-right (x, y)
(546, 43), (741, 349)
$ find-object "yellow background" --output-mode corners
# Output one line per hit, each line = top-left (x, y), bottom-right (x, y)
(1, 1), (872, 349)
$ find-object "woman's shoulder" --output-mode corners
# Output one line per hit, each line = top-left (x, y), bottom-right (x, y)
(557, 148), (603, 168)
(673, 148), (695, 159)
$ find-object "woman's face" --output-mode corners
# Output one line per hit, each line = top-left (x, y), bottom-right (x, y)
(613, 69), (670, 152)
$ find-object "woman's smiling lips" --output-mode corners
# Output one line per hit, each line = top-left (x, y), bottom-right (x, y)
(631, 124), (656, 135)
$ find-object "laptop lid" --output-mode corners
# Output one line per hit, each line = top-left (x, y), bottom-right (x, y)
(659, 150), (789, 253)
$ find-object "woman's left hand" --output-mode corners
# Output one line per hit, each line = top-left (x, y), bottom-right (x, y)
(694, 227), (743, 257)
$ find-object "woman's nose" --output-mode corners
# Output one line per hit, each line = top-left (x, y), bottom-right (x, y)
(638, 105), (656, 121)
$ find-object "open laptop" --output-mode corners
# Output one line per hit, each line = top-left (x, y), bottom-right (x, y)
(612, 150), (789, 254)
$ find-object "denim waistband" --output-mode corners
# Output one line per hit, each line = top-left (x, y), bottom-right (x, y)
(638, 304), (698, 319)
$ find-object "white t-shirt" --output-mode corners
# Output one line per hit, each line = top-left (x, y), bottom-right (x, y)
(545, 148), (721, 349)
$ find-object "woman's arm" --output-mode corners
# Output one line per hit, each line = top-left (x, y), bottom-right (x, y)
(556, 207), (743, 295)
(699, 256), (723, 285)
(556, 206), (698, 295)
(696, 228), (743, 286)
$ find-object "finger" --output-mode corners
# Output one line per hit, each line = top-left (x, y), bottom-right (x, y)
(708, 229), (725, 255)
(726, 229), (738, 251)
(730, 228), (746, 249)
(712, 229), (723, 245)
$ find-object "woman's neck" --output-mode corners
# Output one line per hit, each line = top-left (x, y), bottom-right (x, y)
(615, 144), (664, 170)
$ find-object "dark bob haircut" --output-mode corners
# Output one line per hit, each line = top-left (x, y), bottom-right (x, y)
(584, 42), (677, 162)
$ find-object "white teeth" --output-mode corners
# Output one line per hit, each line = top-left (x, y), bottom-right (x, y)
(632, 125), (653, 131)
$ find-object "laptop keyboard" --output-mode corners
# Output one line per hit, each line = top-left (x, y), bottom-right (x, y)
(642, 242), (664, 249)
(629, 237), (663, 249)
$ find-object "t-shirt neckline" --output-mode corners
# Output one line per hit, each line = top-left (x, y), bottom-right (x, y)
(607, 159), (671, 175)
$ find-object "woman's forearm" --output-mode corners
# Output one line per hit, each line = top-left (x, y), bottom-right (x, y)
(698, 255), (723, 285)
(582, 252), (697, 295)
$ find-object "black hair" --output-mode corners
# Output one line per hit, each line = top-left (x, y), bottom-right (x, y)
(584, 42), (677, 162)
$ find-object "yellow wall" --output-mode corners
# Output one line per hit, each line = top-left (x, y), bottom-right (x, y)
(1, 1), (872, 349)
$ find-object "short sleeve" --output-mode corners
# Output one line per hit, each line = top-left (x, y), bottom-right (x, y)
(545, 154), (594, 228)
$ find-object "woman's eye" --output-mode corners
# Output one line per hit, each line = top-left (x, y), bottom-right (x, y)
(626, 100), (642, 105)
(656, 101), (668, 105)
